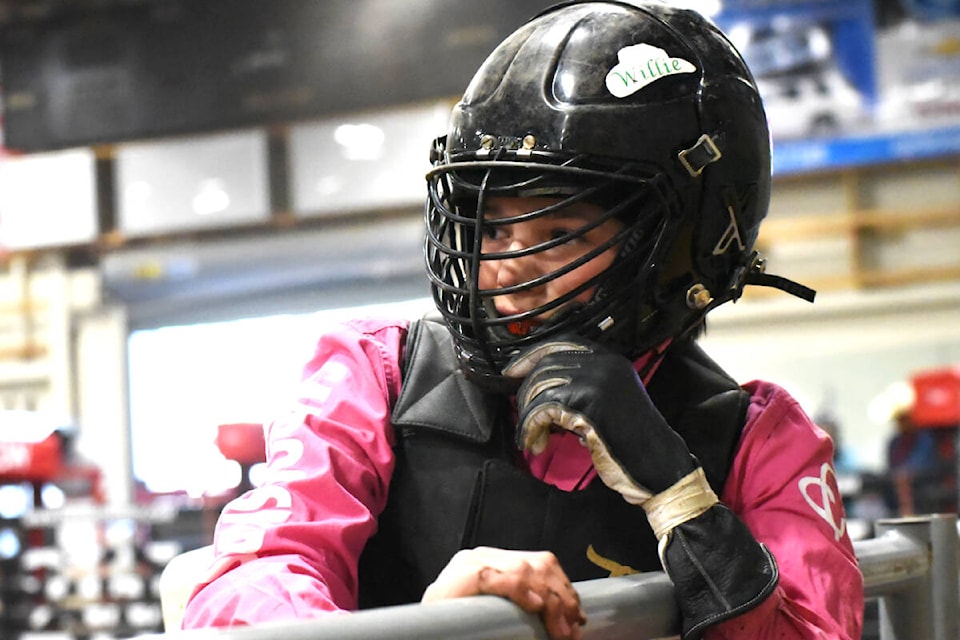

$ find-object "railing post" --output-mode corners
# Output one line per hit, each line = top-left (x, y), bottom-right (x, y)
(874, 514), (959, 640)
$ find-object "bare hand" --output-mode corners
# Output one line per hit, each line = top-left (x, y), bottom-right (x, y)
(421, 546), (587, 640)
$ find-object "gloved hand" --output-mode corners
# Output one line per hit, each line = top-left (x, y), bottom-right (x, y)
(504, 337), (778, 639)
(503, 337), (713, 524)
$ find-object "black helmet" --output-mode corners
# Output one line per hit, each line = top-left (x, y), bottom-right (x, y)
(425, 0), (814, 388)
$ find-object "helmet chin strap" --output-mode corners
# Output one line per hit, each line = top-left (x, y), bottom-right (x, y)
(727, 250), (817, 304)
(744, 271), (817, 303)
(676, 253), (815, 335)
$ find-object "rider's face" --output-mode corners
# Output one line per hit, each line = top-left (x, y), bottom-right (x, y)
(477, 196), (624, 330)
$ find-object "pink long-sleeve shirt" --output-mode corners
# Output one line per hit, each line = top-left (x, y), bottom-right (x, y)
(182, 317), (863, 638)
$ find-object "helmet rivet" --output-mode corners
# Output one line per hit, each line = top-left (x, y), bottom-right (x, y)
(686, 284), (713, 310)
(521, 134), (536, 150)
(480, 134), (496, 150)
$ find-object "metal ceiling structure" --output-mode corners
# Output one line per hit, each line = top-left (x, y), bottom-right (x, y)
(0, 0), (154, 26)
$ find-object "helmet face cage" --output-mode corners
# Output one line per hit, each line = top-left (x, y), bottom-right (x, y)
(425, 140), (678, 382)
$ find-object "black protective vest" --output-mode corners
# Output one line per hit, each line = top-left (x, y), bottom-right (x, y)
(357, 318), (749, 609)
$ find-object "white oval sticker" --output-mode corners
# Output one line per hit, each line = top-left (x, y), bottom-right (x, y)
(605, 44), (697, 98)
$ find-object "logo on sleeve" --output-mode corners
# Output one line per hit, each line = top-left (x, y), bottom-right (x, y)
(799, 463), (846, 541)
(605, 44), (696, 98)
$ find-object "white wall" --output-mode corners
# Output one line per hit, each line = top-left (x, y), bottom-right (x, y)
(75, 305), (133, 506)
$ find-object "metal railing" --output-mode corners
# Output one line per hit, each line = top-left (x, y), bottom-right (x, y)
(157, 514), (959, 640)
(864, 515), (958, 640)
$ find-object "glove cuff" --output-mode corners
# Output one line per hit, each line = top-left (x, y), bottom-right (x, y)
(662, 504), (779, 640)
(642, 466), (718, 542)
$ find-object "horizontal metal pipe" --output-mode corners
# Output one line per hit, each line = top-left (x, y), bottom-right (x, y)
(854, 530), (930, 598)
(159, 595), (547, 640)
(156, 521), (945, 640)
(158, 573), (680, 640)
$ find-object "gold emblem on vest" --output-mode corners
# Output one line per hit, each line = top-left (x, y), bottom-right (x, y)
(586, 544), (639, 577)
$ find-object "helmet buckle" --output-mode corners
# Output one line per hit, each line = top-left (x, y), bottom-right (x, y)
(678, 134), (722, 177)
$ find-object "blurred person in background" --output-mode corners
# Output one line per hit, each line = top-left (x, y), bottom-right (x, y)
(181, 2), (863, 638)
(886, 393), (958, 517)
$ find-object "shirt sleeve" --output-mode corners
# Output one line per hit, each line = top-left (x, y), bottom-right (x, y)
(181, 317), (407, 629)
(706, 381), (864, 640)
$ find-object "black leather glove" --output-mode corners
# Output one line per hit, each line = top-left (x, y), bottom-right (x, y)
(504, 337), (778, 639)
(505, 336), (699, 500)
